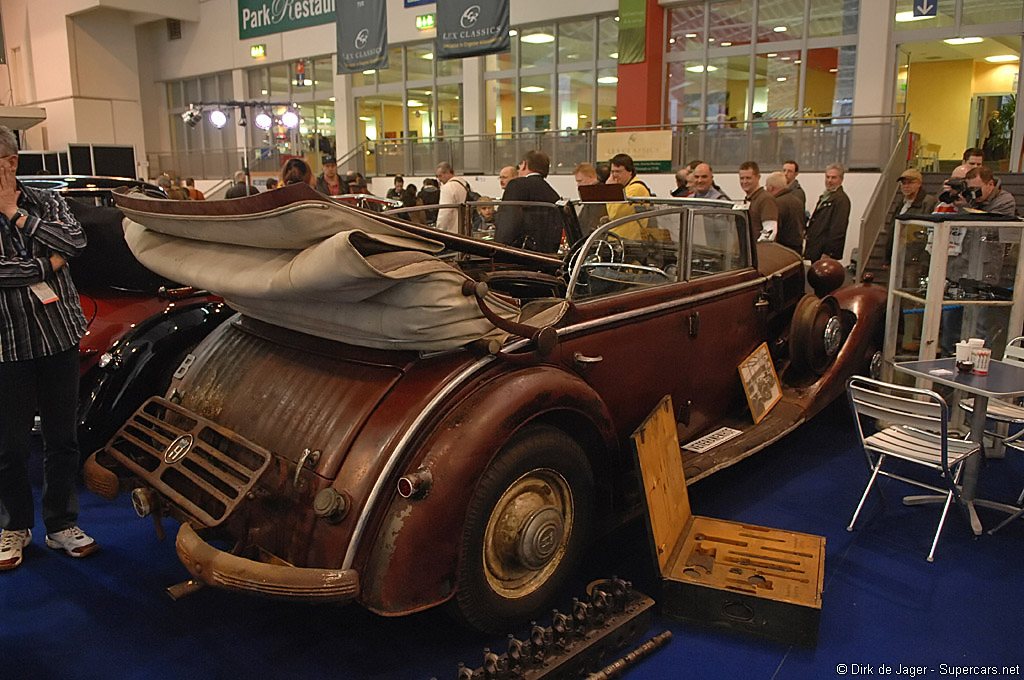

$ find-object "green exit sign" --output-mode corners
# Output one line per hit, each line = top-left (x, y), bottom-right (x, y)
(416, 13), (435, 30)
(250, 44), (267, 58)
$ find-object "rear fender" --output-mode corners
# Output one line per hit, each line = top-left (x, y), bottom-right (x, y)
(357, 365), (616, 616)
(77, 302), (231, 454)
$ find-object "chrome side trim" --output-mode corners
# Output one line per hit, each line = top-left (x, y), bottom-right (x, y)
(558, 276), (768, 338)
(342, 355), (499, 570)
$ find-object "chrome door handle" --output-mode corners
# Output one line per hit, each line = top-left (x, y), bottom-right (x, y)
(573, 352), (603, 365)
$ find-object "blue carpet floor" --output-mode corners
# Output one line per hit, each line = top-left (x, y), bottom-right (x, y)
(2, 400), (1022, 680)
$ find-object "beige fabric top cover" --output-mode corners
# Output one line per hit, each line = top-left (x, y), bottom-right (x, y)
(120, 198), (521, 351)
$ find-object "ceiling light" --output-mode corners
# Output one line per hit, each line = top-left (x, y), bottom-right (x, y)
(721, 42), (732, 46)
(776, 77), (787, 82)
(359, 116), (372, 121)
(780, 56), (790, 60)
(895, 11), (933, 22)
(509, 29), (518, 36)
(580, 114), (588, 118)
(597, 76), (618, 84)
(685, 33), (697, 38)
(280, 110), (300, 129)
(254, 111), (273, 130)
(767, 53), (777, 57)
(524, 106), (534, 111)
(363, 69), (376, 75)
(669, 38), (676, 44)
(208, 109), (228, 128)
(407, 99), (424, 107)
(774, 26), (788, 32)
(708, 37), (715, 42)
(944, 37), (983, 45)
(610, 52), (619, 58)
(985, 54), (1019, 63)
(686, 65), (718, 73)
(829, 68), (839, 73)
(794, 59), (801, 64)
(521, 33), (554, 44)
(329, 97), (336, 102)
(520, 85), (545, 93)
(422, 52), (434, 60)
(260, 89), (268, 95)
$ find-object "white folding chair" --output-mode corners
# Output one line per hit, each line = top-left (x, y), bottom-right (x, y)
(846, 376), (981, 562)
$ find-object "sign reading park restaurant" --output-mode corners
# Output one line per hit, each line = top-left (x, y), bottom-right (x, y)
(238, 0), (336, 39)
(596, 131), (674, 173)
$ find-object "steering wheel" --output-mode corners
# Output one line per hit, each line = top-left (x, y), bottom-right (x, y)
(563, 232), (625, 276)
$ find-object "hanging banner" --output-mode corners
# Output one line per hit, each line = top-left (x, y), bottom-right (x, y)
(618, 0), (646, 64)
(238, 0), (337, 39)
(435, 0), (509, 60)
(337, 0), (389, 75)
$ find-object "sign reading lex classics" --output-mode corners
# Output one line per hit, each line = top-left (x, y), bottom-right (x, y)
(238, 0), (337, 39)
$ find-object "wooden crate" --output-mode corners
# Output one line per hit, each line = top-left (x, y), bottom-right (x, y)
(632, 396), (825, 646)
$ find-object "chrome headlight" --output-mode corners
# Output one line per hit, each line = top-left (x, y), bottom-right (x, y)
(97, 352), (114, 368)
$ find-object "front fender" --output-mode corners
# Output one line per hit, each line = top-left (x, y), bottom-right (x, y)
(357, 364), (616, 616)
(77, 302), (231, 454)
(797, 280), (887, 413)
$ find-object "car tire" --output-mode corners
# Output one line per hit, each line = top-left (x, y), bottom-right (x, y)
(452, 424), (594, 634)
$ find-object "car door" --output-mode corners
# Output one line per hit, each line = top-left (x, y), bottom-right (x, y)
(557, 205), (764, 442)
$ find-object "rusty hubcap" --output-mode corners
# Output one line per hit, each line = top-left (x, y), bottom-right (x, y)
(483, 469), (574, 598)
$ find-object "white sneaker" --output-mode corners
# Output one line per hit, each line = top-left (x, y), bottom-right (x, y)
(0, 529), (32, 571)
(45, 526), (98, 558)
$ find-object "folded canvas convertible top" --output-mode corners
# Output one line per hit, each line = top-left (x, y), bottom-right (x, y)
(113, 184), (522, 351)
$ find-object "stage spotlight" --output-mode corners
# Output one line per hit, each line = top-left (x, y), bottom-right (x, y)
(254, 110), (273, 130)
(280, 109), (300, 129)
(209, 109), (229, 128)
(181, 106), (202, 128)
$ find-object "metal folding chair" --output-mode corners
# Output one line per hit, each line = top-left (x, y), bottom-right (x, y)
(846, 376), (982, 562)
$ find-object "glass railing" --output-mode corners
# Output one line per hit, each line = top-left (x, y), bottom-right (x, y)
(149, 115), (906, 181)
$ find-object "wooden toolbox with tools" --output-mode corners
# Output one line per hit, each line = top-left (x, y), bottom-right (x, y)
(632, 396), (825, 646)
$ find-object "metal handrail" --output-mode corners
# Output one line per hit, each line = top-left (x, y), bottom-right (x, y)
(854, 117), (912, 282)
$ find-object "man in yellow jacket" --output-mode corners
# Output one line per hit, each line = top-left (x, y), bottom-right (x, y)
(605, 153), (653, 240)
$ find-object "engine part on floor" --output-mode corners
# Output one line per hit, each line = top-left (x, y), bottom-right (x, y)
(445, 577), (654, 680)
(584, 630), (673, 680)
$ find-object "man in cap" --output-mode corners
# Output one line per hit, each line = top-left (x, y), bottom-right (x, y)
(896, 168), (937, 216)
(315, 155), (349, 196)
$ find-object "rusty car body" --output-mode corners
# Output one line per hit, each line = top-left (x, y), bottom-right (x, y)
(84, 183), (886, 633)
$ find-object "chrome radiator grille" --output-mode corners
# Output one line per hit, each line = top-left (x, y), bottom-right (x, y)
(105, 397), (273, 527)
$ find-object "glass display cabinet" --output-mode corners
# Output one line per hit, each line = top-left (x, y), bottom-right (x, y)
(882, 216), (1024, 381)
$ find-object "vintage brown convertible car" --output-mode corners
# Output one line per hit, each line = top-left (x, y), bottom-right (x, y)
(83, 183), (885, 633)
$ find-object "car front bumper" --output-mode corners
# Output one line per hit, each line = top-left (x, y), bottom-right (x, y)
(175, 523), (360, 603)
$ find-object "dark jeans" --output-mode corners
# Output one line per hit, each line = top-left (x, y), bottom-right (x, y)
(0, 346), (81, 533)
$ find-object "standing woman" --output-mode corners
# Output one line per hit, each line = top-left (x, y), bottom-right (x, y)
(0, 125), (98, 570)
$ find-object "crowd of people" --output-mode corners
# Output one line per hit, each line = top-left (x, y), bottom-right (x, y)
(154, 144), (1020, 268)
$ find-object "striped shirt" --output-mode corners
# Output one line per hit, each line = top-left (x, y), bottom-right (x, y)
(0, 182), (88, 362)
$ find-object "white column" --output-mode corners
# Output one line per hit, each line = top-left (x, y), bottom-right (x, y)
(334, 56), (357, 159)
(852, 0), (896, 120)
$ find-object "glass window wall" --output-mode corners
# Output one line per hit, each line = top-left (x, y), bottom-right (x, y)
(666, 1), (859, 126)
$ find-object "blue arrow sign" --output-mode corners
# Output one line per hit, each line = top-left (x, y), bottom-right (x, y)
(914, 0), (937, 17)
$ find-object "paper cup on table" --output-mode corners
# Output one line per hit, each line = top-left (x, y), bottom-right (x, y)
(971, 348), (991, 375)
(968, 338), (985, 348)
(955, 341), (972, 362)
